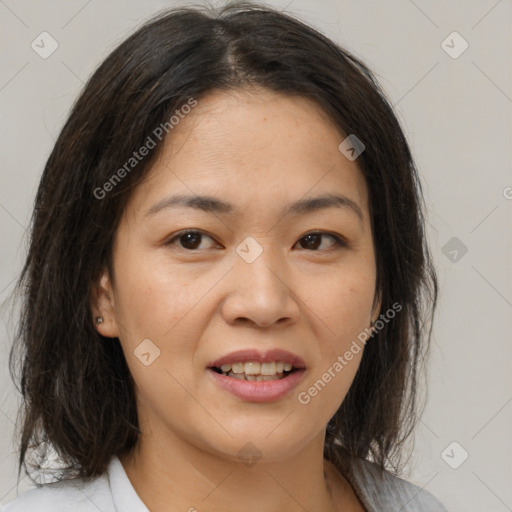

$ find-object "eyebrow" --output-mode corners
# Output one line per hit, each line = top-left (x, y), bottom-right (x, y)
(145, 192), (363, 221)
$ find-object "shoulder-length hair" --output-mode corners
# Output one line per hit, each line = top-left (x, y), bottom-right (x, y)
(8, 0), (437, 483)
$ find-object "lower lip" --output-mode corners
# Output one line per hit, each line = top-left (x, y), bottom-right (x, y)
(207, 368), (306, 403)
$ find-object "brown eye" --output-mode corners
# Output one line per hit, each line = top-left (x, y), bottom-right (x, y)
(166, 230), (218, 251)
(296, 232), (346, 251)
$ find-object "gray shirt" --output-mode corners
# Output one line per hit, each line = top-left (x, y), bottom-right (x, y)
(1, 455), (448, 511)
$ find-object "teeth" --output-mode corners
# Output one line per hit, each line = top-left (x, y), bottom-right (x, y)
(232, 362), (244, 374)
(224, 371), (283, 381)
(244, 362), (261, 375)
(260, 362), (276, 375)
(217, 361), (295, 377)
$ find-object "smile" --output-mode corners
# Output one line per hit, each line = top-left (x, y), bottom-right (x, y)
(211, 361), (297, 381)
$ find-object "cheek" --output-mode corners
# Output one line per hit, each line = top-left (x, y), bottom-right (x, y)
(113, 251), (198, 333)
(295, 271), (373, 421)
(301, 261), (376, 342)
(112, 253), (211, 379)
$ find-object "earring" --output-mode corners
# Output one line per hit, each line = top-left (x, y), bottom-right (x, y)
(95, 316), (104, 324)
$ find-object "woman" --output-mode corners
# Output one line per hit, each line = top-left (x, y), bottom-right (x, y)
(3, 1), (445, 510)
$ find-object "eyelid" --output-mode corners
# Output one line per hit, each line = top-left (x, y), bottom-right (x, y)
(165, 229), (219, 249)
(165, 229), (348, 251)
(298, 231), (348, 250)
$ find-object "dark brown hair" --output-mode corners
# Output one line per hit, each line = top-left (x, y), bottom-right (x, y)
(8, 0), (437, 484)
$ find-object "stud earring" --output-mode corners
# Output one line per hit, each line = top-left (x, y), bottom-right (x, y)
(95, 316), (104, 324)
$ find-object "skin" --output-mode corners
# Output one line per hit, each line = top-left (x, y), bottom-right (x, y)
(93, 87), (380, 512)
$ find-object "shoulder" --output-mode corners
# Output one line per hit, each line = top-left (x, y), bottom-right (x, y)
(1, 471), (115, 512)
(346, 457), (449, 512)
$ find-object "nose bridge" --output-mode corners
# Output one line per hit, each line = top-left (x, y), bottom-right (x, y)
(221, 239), (299, 327)
(239, 244), (283, 289)
(237, 239), (289, 297)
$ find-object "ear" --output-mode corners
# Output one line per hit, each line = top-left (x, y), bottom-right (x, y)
(90, 269), (120, 338)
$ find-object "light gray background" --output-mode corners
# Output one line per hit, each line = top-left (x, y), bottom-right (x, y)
(1, 1), (511, 510)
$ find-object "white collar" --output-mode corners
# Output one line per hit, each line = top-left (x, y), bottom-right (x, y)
(108, 456), (149, 512)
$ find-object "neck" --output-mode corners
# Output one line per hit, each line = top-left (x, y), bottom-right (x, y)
(119, 429), (351, 512)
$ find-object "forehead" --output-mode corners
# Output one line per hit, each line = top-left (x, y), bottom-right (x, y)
(126, 87), (370, 224)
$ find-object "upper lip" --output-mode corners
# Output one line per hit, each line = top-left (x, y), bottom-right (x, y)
(207, 349), (306, 369)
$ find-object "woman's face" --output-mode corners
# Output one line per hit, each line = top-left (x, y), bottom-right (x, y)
(96, 87), (379, 462)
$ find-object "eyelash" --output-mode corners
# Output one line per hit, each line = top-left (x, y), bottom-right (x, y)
(164, 230), (347, 252)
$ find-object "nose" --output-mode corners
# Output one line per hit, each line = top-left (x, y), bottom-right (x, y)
(220, 248), (300, 329)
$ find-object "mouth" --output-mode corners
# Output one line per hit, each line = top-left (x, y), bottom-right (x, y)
(207, 362), (306, 403)
(206, 349), (306, 401)
(209, 361), (300, 381)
